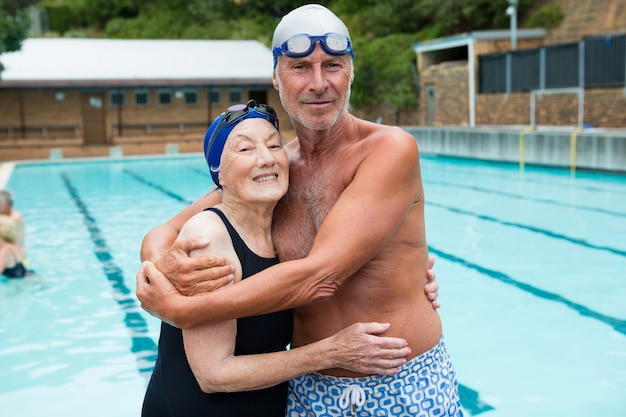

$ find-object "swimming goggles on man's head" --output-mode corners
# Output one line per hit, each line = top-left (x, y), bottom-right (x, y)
(272, 33), (354, 67)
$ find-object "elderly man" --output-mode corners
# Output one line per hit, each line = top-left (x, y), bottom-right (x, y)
(137, 4), (462, 416)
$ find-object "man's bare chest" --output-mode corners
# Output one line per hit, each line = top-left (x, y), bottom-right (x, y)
(272, 164), (343, 260)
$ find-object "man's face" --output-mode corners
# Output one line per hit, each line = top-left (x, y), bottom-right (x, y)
(273, 43), (354, 132)
(0, 200), (9, 215)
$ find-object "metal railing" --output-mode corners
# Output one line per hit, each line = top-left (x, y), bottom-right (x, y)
(0, 125), (80, 140)
(113, 122), (208, 136)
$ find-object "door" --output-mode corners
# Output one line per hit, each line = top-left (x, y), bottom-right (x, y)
(248, 90), (267, 105)
(425, 83), (436, 126)
(81, 93), (106, 145)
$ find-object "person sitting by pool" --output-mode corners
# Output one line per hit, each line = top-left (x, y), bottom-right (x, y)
(0, 189), (26, 259)
(140, 101), (411, 417)
(0, 215), (29, 278)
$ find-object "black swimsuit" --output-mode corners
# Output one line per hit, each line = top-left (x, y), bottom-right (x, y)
(2, 248), (27, 278)
(142, 208), (293, 417)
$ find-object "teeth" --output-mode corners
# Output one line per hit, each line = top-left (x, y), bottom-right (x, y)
(254, 175), (277, 182)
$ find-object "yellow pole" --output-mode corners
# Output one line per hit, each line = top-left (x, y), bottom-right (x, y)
(519, 127), (534, 170)
(570, 128), (583, 175)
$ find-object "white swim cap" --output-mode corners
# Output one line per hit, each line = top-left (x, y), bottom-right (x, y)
(272, 4), (352, 49)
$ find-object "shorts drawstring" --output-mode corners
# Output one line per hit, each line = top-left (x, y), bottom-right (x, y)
(339, 384), (366, 414)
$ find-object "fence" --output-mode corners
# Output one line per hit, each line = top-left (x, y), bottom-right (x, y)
(479, 33), (626, 93)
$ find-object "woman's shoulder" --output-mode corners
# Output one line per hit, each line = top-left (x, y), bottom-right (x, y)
(180, 209), (229, 241)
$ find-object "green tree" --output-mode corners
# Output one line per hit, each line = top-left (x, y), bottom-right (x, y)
(527, 4), (564, 29)
(351, 34), (420, 123)
(28, 0), (546, 117)
(0, 0), (36, 73)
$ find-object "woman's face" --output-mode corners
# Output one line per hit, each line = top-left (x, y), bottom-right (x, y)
(218, 118), (289, 204)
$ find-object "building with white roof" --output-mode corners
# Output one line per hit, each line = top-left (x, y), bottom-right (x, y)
(0, 38), (286, 160)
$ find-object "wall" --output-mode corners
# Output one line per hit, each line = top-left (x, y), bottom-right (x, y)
(419, 59), (626, 129)
(0, 90), (82, 138)
(419, 61), (469, 126)
(0, 87), (290, 162)
(405, 127), (626, 173)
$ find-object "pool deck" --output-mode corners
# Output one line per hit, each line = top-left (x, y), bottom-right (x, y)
(2, 125), (625, 174)
(406, 125), (626, 174)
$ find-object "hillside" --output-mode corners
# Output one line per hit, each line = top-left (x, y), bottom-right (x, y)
(536, 0), (626, 44)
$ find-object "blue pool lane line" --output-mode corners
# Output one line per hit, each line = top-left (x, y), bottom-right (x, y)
(429, 202), (626, 258)
(124, 169), (195, 204)
(422, 159), (626, 195)
(185, 165), (213, 179)
(425, 179), (626, 219)
(61, 173), (158, 377)
(123, 169), (495, 414)
(428, 246), (626, 336)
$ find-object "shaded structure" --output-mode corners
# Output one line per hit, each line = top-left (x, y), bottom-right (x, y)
(0, 38), (287, 160)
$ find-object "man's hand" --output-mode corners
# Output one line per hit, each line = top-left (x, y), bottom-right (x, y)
(425, 256), (440, 309)
(136, 261), (183, 326)
(153, 236), (234, 296)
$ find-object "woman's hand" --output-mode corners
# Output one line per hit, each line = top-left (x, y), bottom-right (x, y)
(425, 255), (441, 309)
(328, 322), (411, 375)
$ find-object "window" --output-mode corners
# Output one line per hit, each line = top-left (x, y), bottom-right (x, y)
(110, 90), (125, 107)
(134, 89), (150, 106)
(184, 89), (198, 105)
(208, 88), (221, 104)
(229, 88), (243, 104)
(158, 89), (172, 106)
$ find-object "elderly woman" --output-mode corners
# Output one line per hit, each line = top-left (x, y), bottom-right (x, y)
(140, 101), (410, 417)
(0, 215), (28, 278)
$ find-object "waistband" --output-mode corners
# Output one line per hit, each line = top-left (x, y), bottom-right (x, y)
(309, 336), (450, 388)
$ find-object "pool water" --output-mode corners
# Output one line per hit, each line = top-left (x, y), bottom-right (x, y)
(0, 154), (624, 416)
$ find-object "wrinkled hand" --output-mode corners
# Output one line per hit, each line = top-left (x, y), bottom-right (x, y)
(425, 256), (440, 310)
(329, 322), (411, 376)
(154, 236), (234, 296)
(136, 261), (183, 326)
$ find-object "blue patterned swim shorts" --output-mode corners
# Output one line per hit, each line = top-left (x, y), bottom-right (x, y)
(286, 337), (464, 417)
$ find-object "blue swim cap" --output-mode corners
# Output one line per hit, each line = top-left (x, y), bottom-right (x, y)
(204, 100), (280, 188)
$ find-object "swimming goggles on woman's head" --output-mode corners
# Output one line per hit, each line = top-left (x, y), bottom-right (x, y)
(221, 100), (279, 128)
(204, 100), (280, 188)
(273, 33), (354, 67)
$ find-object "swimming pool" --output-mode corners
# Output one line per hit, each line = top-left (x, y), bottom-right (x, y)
(0, 154), (624, 416)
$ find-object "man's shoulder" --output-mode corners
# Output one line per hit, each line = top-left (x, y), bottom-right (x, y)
(357, 122), (417, 156)
(356, 118), (414, 142)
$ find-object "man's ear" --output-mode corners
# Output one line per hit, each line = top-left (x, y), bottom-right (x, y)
(272, 72), (279, 91)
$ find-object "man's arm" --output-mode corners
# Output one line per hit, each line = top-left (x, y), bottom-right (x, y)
(140, 188), (235, 295)
(137, 128), (430, 328)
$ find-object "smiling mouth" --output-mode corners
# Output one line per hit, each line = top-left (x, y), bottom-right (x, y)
(254, 174), (278, 182)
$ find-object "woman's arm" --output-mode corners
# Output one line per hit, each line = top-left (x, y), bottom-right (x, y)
(184, 320), (410, 393)
(177, 209), (406, 392)
(140, 189), (235, 296)
(0, 246), (10, 272)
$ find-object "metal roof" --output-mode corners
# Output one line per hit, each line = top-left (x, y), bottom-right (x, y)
(413, 29), (546, 53)
(0, 38), (274, 88)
